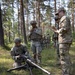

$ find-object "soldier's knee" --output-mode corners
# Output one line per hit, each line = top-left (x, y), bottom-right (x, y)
(13, 62), (21, 68)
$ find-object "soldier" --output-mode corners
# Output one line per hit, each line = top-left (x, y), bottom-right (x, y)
(29, 20), (42, 64)
(11, 38), (29, 68)
(53, 7), (72, 75)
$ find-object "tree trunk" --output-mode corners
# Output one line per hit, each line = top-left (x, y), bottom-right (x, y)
(72, 0), (74, 32)
(37, 0), (40, 27)
(72, 11), (74, 32)
(20, 0), (27, 44)
(54, 0), (56, 13)
(33, 7), (36, 20)
(17, 0), (20, 37)
(49, 0), (51, 26)
(8, 25), (11, 43)
(0, 4), (5, 46)
(54, 0), (57, 27)
(35, 0), (40, 27)
(25, 1), (29, 34)
(11, 1), (14, 41)
(26, 12), (29, 36)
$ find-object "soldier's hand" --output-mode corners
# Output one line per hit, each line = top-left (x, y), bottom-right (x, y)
(16, 55), (20, 59)
(49, 26), (57, 32)
(51, 26), (57, 30)
(55, 30), (60, 33)
(29, 26), (33, 31)
(31, 28), (34, 32)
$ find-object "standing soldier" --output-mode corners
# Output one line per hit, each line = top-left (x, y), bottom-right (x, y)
(51, 7), (72, 75)
(29, 20), (42, 64)
(11, 38), (30, 68)
(56, 7), (72, 75)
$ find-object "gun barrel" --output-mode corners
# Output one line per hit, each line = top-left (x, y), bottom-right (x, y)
(27, 59), (51, 75)
(7, 55), (51, 75)
(7, 65), (26, 72)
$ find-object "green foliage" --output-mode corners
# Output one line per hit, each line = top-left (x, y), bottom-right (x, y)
(68, 0), (75, 8)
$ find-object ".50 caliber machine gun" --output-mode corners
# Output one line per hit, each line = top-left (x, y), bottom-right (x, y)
(7, 55), (51, 75)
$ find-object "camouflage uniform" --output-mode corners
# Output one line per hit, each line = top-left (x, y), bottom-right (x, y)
(29, 27), (42, 63)
(11, 44), (29, 67)
(58, 16), (72, 75)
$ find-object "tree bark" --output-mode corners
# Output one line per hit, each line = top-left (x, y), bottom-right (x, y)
(72, 0), (74, 32)
(25, 1), (29, 34)
(35, 0), (40, 27)
(54, 0), (56, 12)
(0, 4), (5, 46)
(8, 25), (11, 43)
(37, 0), (40, 27)
(49, 0), (51, 26)
(17, 0), (20, 37)
(33, 7), (36, 20)
(20, 0), (27, 44)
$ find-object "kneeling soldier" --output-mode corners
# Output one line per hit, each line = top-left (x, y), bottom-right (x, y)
(11, 38), (29, 68)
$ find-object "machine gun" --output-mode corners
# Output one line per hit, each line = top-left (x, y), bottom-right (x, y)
(7, 55), (51, 75)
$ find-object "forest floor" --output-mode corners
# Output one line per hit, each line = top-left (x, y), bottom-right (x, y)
(0, 42), (75, 75)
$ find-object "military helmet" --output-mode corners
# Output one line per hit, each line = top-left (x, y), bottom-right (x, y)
(14, 38), (21, 43)
(30, 20), (37, 25)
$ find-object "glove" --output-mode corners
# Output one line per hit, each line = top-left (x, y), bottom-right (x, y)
(15, 55), (20, 60)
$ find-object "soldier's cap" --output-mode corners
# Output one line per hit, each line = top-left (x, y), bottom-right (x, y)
(14, 37), (21, 43)
(57, 7), (66, 14)
(30, 20), (37, 25)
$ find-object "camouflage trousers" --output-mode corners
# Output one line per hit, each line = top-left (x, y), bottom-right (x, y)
(59, 43), (72, 75)
(31, 41), (42, 54)
(31, 41), (42, 63)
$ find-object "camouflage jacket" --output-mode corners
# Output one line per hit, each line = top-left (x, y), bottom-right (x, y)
(29, 27), (42, 41)
(11, 44), (28, 60)
(58, 15), (72, 44)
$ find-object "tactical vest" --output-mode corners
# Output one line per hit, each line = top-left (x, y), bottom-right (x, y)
(30, 28), (42, 41)
(12, 45), (27, 56)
